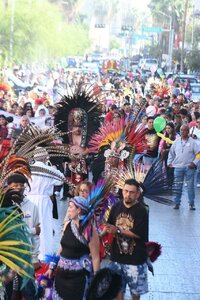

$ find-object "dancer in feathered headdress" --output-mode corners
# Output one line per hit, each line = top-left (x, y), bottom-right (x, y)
(44, 176), (116, 300)
(54, 81), (102, 185)
(89, 118), (148, 182)
(116, 159), (175, 205)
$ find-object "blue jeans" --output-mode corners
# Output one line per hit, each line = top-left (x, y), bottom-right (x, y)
(196, 162), (200, 184)
(174, 167), (196, 206)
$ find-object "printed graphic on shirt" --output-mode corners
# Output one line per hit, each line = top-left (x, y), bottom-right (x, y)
(146, 134), (158, 149)
(116, 212), (136, 255)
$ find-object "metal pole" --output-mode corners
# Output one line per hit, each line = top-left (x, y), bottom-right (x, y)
(181, 0), (189, 73)
(10, 0), (15, 64)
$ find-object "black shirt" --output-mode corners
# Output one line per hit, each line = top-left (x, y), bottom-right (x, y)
(108, 201), (148, 265)
(145, 129), (160, 158)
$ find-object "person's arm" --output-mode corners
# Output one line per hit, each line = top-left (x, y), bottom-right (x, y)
(88, 226), (100, 274)
(105, 224), (140, 239)
(167, 143), (175, 166)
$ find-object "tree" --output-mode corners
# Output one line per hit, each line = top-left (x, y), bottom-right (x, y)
(186, 49), (200, 72)
(0, 0), (90, 65)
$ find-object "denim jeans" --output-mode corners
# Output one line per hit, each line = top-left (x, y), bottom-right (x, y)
(196, 162), (200, 185)
(174, 167), (196, 206)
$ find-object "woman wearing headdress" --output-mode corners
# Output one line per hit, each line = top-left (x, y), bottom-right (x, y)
(46, 196), (100, 300)
(45, 177), (116, 300)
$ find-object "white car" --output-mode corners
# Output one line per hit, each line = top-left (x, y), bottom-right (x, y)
(190, 83), (200, 101)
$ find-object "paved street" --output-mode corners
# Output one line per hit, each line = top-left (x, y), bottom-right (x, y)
(128, 187), (200, 300)
(53, 186), (200, 300)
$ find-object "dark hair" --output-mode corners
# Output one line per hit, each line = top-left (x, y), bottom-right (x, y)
(0, 114), (6, 120)
(166, 122), (175, 129)
(124, 179), (140, 190)
(111, 104), (117, 110)
(147, 116), (154, 122)
(179, 108), (188, 116)
(7, 174), (30, 190)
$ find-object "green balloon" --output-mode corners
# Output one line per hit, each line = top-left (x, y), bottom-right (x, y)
(153, 117), (166, 133)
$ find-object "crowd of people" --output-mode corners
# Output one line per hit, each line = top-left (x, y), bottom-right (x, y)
(0, 64), (199, 300)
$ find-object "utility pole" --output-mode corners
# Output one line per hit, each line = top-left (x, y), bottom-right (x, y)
(180, 0), (189, 73)
(9, 0), (15, 64)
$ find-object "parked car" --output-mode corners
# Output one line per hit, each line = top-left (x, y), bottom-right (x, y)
(173, 74), (198, 84)
(190, 83), (200, 100)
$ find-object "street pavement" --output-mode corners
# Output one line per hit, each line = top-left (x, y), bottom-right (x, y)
(53, 186), (200, 300)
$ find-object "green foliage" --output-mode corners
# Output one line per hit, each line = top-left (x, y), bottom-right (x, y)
(0, 0), (90, 65)
(186, 49), (200, 72)
(144, 44), (163, 61)
(148, 0), (190, 32)
(110, 37), (120, 49)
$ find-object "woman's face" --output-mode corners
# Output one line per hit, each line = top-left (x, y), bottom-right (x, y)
(26, 110), (32, 117)
(79, 184), (90, 198)
(142, 116), (148, 125)
(0, 117), (6, 126)
(166, 126), (172, 134)
(67, 202), (80, 220)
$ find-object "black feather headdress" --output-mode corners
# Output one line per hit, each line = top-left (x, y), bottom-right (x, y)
(54, 81), (102, 145)
(116, 159), (175, 205)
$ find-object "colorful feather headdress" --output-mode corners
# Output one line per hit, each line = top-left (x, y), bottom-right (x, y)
(0, 207), (34, 286)
(89, 119), (147, 157)
(116, 159), (174, 205)
(0, 154), (31, 191)
(71, 177), (116, 237)
(54, 81), (102, 146)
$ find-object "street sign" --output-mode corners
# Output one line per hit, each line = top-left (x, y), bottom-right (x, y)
(142, 26), (163, 33)
(132, 34), (150, 40)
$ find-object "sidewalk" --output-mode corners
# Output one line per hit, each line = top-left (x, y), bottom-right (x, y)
(126, 187), (200, 300)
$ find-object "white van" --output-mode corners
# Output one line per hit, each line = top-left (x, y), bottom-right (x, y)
(141, 59), (158, 71)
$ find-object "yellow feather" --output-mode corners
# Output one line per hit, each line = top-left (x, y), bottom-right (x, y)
(0, 245), (33, 255)
(0, 250), (33, 268)
(0, 255), (32, 278)
(0, 240), (31, 247)
(0, 223), (29, 239)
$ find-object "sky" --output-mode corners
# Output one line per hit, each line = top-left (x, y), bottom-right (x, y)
(133, 0), (151, 12)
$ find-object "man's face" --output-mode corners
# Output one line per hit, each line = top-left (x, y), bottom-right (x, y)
(147, 119), (154, 130)
(180, 126), (189, 139)
(124, 105), (131, 113)
(8, 182), (25, 196)
(20, 117), (29, 128)
(122, 184), (140, 206)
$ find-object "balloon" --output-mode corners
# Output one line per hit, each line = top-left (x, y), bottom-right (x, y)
(146, 105), (156, 117)
(157, 132), (174, 144)
(153, 117), (166, 133)
(157, 68), (163, 75)
(150, 65), (157, 74)
(167, 78), (173, 85)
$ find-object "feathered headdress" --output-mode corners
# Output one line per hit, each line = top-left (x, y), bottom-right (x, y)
(116, 159), (174, 205)
(89, 119), (147, 158)
(0, 82), (10, 93)
(54, 81), (102, 146)
(0, 154), (31, 191)
(13, 124), (69, 162)
(70, 177), (116, 237)
(0, 207), (34, 286)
